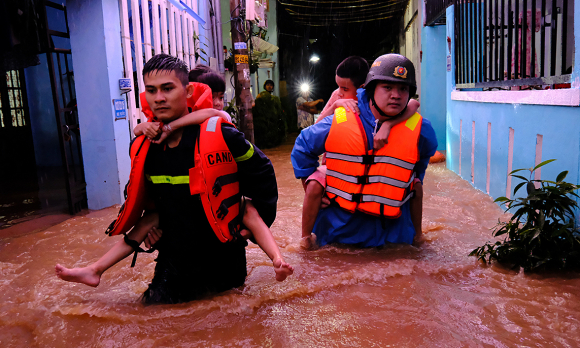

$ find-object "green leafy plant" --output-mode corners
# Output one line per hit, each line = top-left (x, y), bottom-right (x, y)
(470, 159), (580, 271)
(224, 98), (239, 126)
(252, 92), (286, 148)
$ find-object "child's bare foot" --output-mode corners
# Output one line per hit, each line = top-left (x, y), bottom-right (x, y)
(273, 258), (294, 282)
(55, 264), (101, 287)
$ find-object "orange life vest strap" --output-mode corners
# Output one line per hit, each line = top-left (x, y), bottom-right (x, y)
(327, 169), (415, 188)
(326, 178), (415, 208)
(326, 152), (416, 169)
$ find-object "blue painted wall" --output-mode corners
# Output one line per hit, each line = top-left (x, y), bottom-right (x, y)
(445, 3), (580, 213)
(420, 25), (447, 151)
(446, 6), (458, 175)
(67, 0), (131, 210)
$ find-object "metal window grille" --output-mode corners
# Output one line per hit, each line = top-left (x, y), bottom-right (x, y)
(0, 70), (28, 128)
(454, 0), (574, 89)
(425, 0), (454, 26)
(119, 0), (202, 132)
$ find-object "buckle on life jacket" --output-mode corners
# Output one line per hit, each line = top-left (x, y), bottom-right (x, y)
(361, 154), (375, 165)
(217, 202), (229, 219)
(351, 193), (363, 203)
(212, 173), (238, 197)
(216, 194), (240, 220)
(213, 181), (224, 197)
(356, 175), (369, 184)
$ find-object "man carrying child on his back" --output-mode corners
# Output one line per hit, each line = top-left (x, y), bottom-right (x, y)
(292, 54), (438, 248)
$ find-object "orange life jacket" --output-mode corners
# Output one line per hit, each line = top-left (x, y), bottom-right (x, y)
(106, 86), (241, 242)
(189, 116), (241, 242)
(105, 135), (152, 237)
(324, 107), (422, 218)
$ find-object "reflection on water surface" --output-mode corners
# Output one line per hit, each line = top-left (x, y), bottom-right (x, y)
(1, 137), (579, 347)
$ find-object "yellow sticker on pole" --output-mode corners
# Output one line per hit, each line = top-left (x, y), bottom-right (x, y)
(235, 55), (249, 64)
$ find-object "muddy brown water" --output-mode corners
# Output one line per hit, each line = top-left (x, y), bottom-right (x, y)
(2, 138), (580, 347)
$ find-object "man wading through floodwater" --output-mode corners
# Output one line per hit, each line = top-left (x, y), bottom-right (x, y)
(56, 54), (288, 304)
(292, 54), (438, 247)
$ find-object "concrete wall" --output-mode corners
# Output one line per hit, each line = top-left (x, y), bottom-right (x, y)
(445, 3), (580, 210)
(67, 0), (131, 210)
(420, 25), (447, 151)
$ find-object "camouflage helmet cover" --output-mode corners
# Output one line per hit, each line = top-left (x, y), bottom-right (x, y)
(364, 54), (417, 96)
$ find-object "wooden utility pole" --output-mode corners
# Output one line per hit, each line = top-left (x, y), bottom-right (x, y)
(230, 0), (254, 142)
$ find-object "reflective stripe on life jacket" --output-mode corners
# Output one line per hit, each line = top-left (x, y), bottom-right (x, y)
(325, 107), (422, 218)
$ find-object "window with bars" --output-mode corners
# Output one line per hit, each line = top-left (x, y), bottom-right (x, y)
(454, 0), (574, 89)
(0, 70), (28, 128)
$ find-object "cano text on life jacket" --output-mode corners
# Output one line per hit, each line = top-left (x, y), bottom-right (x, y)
(204, 151), (234, 167)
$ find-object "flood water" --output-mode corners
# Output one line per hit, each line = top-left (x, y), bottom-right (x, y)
(2, 137), (580, 347)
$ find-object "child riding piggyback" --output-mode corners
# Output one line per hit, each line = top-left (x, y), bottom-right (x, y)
(300, 56), (420, 248)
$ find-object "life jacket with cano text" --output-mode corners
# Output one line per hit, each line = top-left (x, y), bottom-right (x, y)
(105, 83), (241, 244)
(324, 107), (422, 219)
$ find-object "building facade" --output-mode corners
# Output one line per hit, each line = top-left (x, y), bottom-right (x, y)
(419, 0), (580, 213)
(1, 0), (247, 219)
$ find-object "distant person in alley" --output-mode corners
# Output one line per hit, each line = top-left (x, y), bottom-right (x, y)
(296, 84), (323, 129)
(291, 54), (438, 247)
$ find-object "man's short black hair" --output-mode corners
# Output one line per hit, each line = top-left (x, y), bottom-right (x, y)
(143, 54), (189, 86)
(188, 64), (212, 82)
(197, 72), (226, 93)
(263, 79), (274, 89)
(336, 56), (370, 88)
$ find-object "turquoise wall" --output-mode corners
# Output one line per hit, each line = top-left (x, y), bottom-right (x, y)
(420, 25), (447, 151)
(445, 4), (580, 211)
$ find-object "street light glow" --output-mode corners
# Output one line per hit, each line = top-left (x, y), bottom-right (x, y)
(300, 83), (310, 93)
(309, 55), (320, 63)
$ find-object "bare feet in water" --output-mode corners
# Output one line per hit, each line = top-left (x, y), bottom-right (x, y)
(273, 258), (294, 282)
(300, 233), (318, 250)
(55, 264), (101, 287)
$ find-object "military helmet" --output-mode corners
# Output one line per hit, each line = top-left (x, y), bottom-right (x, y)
(364, 54), (417, 97)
